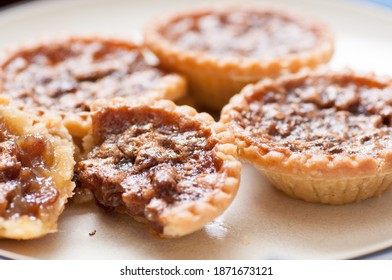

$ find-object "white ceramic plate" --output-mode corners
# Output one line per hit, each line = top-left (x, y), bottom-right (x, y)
(0, 0), (392, 260)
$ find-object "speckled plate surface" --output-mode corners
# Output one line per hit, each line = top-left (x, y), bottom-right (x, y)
(0, 0), (392, 260)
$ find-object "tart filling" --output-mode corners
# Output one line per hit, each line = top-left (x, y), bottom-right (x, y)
(0, 106), (75, 239)
(76, 99), (241, 237)
(221, 70), (392, 204)
(162, 9), (321, 60)
(144, 6), (334, 111)
(0, 36), (186, 137)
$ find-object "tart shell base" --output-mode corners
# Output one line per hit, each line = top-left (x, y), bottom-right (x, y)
(155, 51), (333, 112)
(262, 168), (392, 205)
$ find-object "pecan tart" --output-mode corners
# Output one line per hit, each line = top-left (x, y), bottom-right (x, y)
(75, 98), (241, 237)
(221, 70), (392, 205)
(144, 6), (334, 111)
(0, 36), (186, 138)
(0, 106), (75, 239)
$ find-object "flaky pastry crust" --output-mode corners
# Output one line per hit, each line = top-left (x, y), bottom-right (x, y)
(78, 98), (241, 237)
(144, 6), (334, 111)
(221, 69), (392, 205)
(0, 106), (75, 239)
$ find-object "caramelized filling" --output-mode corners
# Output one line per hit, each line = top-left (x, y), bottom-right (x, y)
(233, 74), (392, 156)
(163, 10), (319, 59)
(76, 106), (222, 233)
(0, 121), (58, 219)
(0, 40), (165, 113)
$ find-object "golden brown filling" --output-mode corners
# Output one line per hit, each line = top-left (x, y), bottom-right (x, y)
(76, 106), (222, 233)
(0, 39), (165, 113)
(233, 74), (392, 156)
(0, 121), (58, 219)
(163, 10), (319, 59)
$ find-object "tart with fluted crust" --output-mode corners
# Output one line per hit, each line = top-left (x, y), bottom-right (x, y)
(221, 69), (392, 205)
(144, 6), (334, 111)
(0, 106), (75, 239)
(0, 36), (186, 138)
(75, 98), (241, 237)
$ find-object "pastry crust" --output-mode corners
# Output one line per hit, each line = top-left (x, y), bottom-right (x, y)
(221, 69), (392, 205)
(0, 106), (75, 239)
(144, 6), (334, 111)
(0, 35), (186, 137)
(77, 98), (241, 237)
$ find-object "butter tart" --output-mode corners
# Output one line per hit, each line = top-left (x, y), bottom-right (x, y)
(144, 6), (334, 111)
(0, 36), (186, 137)
(0, 106), (75, 239)
(76, 98), (241, 237)
(221, 70), (392, 205)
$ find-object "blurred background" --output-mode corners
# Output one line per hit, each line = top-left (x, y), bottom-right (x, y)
(0, 0), (391, 9)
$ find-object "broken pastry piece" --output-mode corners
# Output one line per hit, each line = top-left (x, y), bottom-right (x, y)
(221, 69), (392, 205)
(0, 106), (75, 239)
(144, 6), (334, 111)
(0, 36), (186, 137)
(76, 99), (241, 237)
